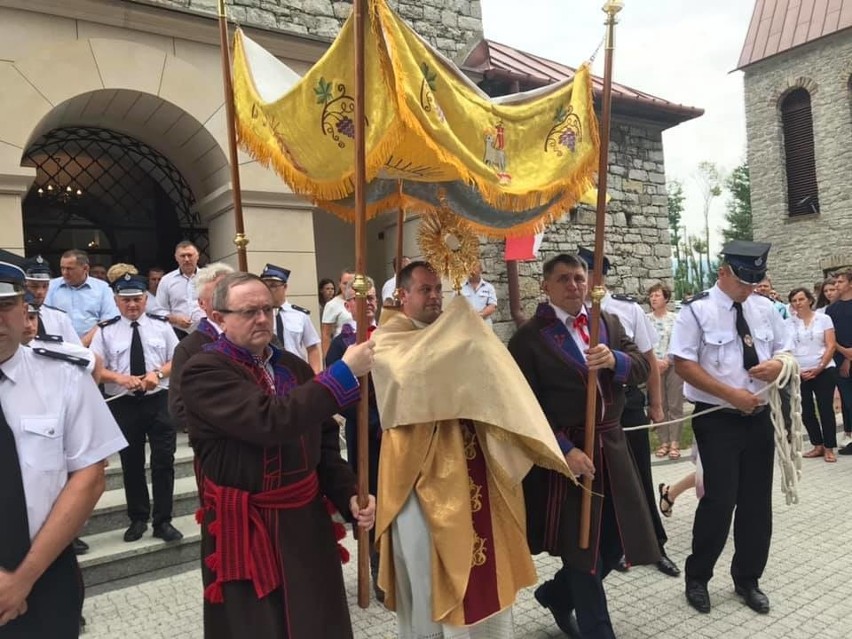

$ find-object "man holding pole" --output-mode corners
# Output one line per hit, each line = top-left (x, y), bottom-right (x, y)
(509, 253), (658, 639)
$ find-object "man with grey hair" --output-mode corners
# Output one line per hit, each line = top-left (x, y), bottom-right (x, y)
(180, 272), (376, 638)
(45, 249), (118, 346)
(168, 262), (234, 432)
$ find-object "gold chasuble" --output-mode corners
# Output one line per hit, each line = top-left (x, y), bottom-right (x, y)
(372, 297), (574, 626)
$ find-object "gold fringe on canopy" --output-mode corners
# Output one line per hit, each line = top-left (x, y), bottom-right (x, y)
(231, 0), (600, 236)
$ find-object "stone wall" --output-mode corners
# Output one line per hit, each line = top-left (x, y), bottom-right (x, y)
(480, 120), (673, 343)
(744, 29), (852, 295)
(138, 0), (483, 58)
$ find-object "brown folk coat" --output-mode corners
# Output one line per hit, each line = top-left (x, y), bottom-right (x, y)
(182, 347), (358, 639)
(508, 304), (660, 572)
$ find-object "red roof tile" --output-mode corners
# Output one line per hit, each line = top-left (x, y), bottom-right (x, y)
(738, 0), (852, 69)
(461, 39), (703, 126)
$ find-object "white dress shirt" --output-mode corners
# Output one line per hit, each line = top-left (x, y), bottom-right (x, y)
(321, 295), (352, 337)
(29, 338), (97, 375)
(601, 291), (658, 353)
(788, 313), (835, 371)
(459, 278), (498, 326)
(669, 284), (791, 408)
(155, 268), (198, 322)
(381, 276), (397, 304)
(0, 345), (127, 540)
(549, 303), (590, 360)
(39, 304), (82, 345)
(275, 302), (321, 362)
(90, 314), (179, 396)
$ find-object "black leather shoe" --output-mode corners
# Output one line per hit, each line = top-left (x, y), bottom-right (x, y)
(614, 555), (629, 572)
(657, 553), (681, 577)
(735, 583), (770, 614)
(72, 537), (90, 555)
(685, 579), (711, 613)
(153, 522), (184, 542)
(123, 521), (148, 542)
(839, 444), (852, 456)
(534, 582), (583, 639)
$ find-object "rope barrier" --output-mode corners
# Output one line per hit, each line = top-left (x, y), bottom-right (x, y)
(622, 353), (804, 505)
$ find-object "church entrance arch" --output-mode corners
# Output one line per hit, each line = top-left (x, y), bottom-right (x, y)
(22, 125), (207, 272)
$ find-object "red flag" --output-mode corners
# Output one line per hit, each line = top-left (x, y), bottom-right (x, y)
(505, 233), (544, 261)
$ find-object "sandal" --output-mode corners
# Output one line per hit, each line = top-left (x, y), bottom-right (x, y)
(668, 444), (681, 460)
(655, 444), (670, 458)
(803, 446), (825, 458)
(825, 449), (837, 463)
(658, 483), (674, 517)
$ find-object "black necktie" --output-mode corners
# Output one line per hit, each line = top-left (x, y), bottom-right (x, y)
(36, 313), (46, 338)
(0, 371), (32, 571)
(732, 302), (759, 371)
(276, 310), (285, 343)
(130, 321), (146, 395)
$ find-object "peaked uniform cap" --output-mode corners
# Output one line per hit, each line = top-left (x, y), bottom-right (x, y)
(260, 263), (291, 282)
(114, 274), (148, 296)
(577, 246), (611, 276)
(721, 240), (771, 285)
(24, 255), (52, 281)
(0, 261), (26, 298)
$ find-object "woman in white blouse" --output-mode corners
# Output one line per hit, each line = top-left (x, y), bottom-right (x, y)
(788, 287), (838, 462)
(647, 282), (684, 459)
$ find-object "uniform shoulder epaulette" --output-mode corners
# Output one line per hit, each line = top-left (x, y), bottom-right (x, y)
(683, 291), (710, 305)
(612, 293), (639, 304)
(42, 304), (66, 313)
(32, 347), (89, 368)
(147, 312), (169, 321)
(290, 304), (310, 315)
(34, 334), (63, 343)
(98, 316), (120, 328)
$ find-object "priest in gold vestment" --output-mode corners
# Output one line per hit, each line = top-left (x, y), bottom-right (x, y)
(372, 261), (573, 639)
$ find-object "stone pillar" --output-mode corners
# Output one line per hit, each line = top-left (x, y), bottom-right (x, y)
(0, 169), (35, 257)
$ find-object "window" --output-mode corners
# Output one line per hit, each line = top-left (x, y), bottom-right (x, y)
(780, 88), (819, 216)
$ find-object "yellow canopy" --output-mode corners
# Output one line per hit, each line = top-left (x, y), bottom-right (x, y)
(232, 0), (600, 236)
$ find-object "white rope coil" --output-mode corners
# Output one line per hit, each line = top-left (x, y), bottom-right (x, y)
(622, 353), (804, 505)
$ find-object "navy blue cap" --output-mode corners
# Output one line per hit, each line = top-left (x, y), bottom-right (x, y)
(0, 261), (26, 298)
(113, 273), (148, 296)
(260, 263), (290, 283)
(721, 240), (771, 285)
(24, 255), (52, 281)
(24, 290), (39, 313)
(577, 247), (611, 276)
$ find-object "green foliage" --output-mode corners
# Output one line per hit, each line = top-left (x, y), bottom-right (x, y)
(722, 162), (753, 243)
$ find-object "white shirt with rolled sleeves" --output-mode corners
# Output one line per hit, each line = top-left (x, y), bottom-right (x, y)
(276, 302), (321, 362)
(321, 295), (352, 337)
(381, 275), (397, 304)
(30, 336), (98, 375)
(90, 314), (179, 396)
(669, 284), (792, 409)
(155, 268), (198, 325)
(0, 345), (127, 540)
(601, 291), (659, 353)
(787, 312), (835, 371)
(459, 278), (498, 326)
(39, 305), (81, 345)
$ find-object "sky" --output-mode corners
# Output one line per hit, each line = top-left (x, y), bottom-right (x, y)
(480, 0), (757, 253)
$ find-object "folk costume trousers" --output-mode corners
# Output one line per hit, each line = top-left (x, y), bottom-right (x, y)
(109, 391), (176, 527)
(686, 405), (774, 586)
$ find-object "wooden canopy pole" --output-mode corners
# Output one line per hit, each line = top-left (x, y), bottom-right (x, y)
(579, 0), (623, 550)
(217, 0), (248, 271)
(351, 0), (371, 609)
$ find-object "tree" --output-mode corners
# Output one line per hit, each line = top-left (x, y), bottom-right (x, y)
(667, 181), (688, 299)
(695, 161), (723, 287)
(722, 162), (753, 243)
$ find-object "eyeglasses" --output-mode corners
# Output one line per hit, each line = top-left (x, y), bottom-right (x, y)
(216, 306), (274, 319)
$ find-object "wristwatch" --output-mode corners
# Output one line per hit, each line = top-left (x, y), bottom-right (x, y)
(154, 370), (165, 380)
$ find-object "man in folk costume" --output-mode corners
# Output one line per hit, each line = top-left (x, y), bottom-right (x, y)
(180, 273), (376, 639)
(372, 261), (573, 639)
(508, 253), (659, 639)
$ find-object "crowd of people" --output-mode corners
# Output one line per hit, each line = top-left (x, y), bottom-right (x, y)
(0, 237), (849, 639)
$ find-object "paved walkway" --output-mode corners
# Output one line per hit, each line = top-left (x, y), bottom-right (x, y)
(82, 454), (852, 638)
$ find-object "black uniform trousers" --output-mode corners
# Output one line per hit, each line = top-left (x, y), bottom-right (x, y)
(686, 404), (774, 586)
(108, 391), (176, 527)
(0, 546), (81, 638)
(622, 385), (668, 549)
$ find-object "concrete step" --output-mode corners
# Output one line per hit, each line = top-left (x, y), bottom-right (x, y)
(84, 475), (200, 536)
(79, 513), (200, 588)
(104, 434), (195, 491)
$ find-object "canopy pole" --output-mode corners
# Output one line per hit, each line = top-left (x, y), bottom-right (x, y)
(217, 0), (248, 271)
(580, 0), (622, 550)
(351, 0), (371, 609)
(394, 181), (405, 293)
